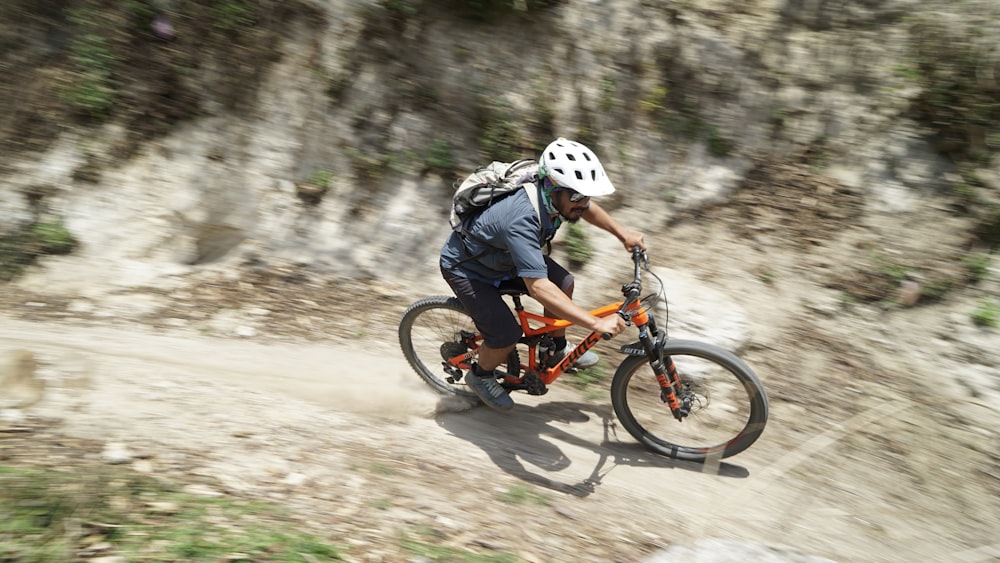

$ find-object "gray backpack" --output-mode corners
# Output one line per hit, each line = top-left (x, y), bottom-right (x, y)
(448, 159), (545, 265)
(450, 159), (542, 233)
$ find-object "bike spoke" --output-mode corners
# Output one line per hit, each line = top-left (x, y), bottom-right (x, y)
(612, 341), (767, 460)
(406, 304), (478, 394)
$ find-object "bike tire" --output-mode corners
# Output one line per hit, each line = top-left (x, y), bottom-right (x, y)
(610, 339), (768, 461)
(398, 295), (518, 399)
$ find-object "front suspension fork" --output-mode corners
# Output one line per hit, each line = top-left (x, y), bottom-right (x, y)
(636, 327), (690, 420)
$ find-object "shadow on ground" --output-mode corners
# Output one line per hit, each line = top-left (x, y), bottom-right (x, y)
(437, 400), (749, 497)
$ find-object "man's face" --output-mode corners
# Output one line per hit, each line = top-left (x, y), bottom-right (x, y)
(552, 188), (591, 223)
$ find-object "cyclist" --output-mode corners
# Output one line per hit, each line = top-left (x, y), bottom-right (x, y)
(440, 138), (646, 410)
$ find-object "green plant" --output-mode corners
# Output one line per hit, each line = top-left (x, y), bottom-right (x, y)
(890, 62), (922, 81)
(871, 252), (910, 283)
(344, 146), (388, 184)
(65, 33), (117, 116)
(920, 278), (953, 302)
(971, 299), (999, 328)
(639, 85), (668, 114)
(0, 465), (342, 561)
(31, 220), (78, 255)
(757, 270), (776, 285)
(211, 0), (254, 31)
(370, 462), (395, 475)
(477, 101), (523, 159)
(381, 0), (418, 16)
(305, 169), (333, 188)
(425, 138), (455, 172)
(565, 222), (592, 266)
(962, 252), (992, 283)
(909, 17), (1000, 160)
(599, 76), (617, 111)
(498, 484), (549, 506)
(569, 363), (607, 392)
(0, 219), (79, 281)
(707, 127), (735, 157)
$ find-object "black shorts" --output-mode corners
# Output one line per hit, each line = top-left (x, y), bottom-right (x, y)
(441, 256), (574, 348)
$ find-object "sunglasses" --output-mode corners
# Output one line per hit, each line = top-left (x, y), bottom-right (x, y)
(555, 188), (589, 202)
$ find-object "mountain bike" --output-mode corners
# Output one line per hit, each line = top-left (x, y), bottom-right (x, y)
(398, 248), (768, 461)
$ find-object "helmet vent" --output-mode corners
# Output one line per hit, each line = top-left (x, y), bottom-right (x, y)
(537, 137), (615, 197)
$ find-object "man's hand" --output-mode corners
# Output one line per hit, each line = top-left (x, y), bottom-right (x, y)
(593, 314), (626, 339)
(621, 229), (646, 252)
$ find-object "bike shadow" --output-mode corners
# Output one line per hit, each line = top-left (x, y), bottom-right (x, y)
(436, 399), (749, 498)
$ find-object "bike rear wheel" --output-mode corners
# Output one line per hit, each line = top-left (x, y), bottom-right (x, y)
(398, 296), (518, 398)
(610, 339), (768, 461)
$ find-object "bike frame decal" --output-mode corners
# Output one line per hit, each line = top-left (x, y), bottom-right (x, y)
(549, 331), (602, 381)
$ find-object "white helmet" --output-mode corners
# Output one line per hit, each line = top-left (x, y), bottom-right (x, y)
(538, 138), (615, 197)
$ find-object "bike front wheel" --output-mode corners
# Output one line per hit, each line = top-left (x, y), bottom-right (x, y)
(398, 295), (518, 399)
(610, 339), (768, 461)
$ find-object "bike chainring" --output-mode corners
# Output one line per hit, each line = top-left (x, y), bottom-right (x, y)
(523, 370), (548, 396)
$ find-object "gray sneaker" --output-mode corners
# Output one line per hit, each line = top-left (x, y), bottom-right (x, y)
(548, 344), (600, 369)
(465, 366), (514, 410)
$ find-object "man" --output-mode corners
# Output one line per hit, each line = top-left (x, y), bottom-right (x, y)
(440, 138), (646, 410)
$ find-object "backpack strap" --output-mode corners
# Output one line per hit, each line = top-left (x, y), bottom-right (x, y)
(451, 181), (548, 268)
(523, 180), (542, 227)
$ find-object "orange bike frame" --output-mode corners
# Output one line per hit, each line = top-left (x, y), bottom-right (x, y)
(511, 298), (649, 385)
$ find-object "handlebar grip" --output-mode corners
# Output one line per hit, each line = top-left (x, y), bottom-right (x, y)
(602, 332), (613, 340)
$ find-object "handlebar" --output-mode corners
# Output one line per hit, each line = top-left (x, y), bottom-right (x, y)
(602, 246), (649, 340)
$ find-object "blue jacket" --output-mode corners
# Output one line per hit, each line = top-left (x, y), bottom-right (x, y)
(440, 184), (558, 285)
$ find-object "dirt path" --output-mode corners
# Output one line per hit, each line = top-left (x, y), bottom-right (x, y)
(3, 298), (998, 562)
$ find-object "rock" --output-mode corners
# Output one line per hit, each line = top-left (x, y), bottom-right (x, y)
(0, 409), (27, 424)
(234, 325), (257, 338)
(151, 14), (175, 40)
(0, 350), (45, 409)
(182, 484), (224, 497)
(101, 442), (133, 465)
(898, 280), (920, 307)
(146, 500), (180, 514)
(133, 459), (154, 473)
(68, 299), (95, 314)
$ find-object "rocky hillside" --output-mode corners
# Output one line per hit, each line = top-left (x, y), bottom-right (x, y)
(2, 3), (1000, 561)
(0, 0), (997, 314)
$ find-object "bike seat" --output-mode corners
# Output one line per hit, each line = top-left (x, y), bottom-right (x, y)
(499, 288), (527, 296)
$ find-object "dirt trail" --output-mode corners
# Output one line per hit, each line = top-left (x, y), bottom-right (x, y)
(3, 301), (998, 562)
